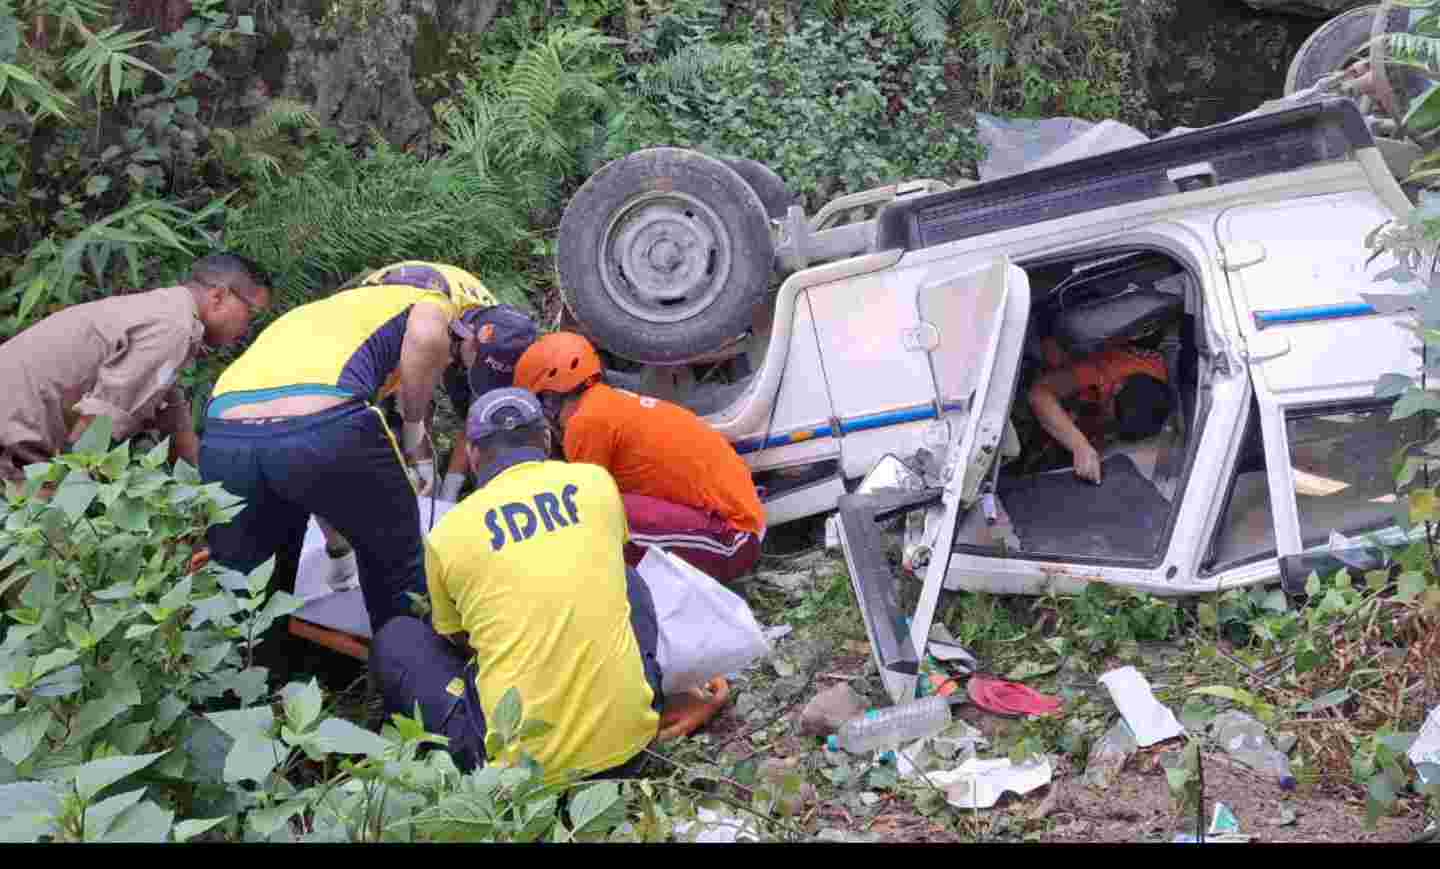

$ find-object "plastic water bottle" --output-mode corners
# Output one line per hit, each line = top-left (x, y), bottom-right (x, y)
(826, 695), (954, 755)
(1213, 711), (1297, 791)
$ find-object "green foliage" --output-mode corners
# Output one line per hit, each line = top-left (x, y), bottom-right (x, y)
(1043, 583), (1181, 656)
(221, 139), (529, 313)
(0, 1), (263, 337)
(0, 426), (755, 843)
(632, 17), (980, 210)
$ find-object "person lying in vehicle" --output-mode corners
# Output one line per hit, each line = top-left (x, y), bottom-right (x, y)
(1024, 334), (1174, 486)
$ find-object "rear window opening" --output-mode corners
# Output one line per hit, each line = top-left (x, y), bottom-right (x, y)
(954, 246), (1208, 566)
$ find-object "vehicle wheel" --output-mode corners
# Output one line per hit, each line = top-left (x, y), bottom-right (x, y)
(556, 147), (776, 365)
(1284, 4), (1425, 101)
(717, 155), (797, 219)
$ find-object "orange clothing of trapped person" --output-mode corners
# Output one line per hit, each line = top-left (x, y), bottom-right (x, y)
(1069, 347), (1168, 407)
(564, 383), (764, 533)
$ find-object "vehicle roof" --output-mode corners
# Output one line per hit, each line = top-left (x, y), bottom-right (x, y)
(874, 98), (1373, 254)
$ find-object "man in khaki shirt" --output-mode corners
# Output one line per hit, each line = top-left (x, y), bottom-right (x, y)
(0, 253), (271, 490)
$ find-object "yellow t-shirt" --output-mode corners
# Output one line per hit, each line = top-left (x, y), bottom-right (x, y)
(426, 455), (660, 784)
(208, 261), (494, 417)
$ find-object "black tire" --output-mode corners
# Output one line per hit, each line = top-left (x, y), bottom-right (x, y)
(1284, 4), (1426, 100)
(717, 155), (797, 219)
(556, 147), (776, 365)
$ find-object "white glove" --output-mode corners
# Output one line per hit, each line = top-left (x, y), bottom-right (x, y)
(439, 472), (465, 502)
(401, 420), (426, 458)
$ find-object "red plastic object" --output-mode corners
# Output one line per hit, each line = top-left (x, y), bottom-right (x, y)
(967, 675), (1062, 718)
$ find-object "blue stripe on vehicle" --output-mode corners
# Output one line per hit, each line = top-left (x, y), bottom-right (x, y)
(1253, 303), (1377, 329)
(734, 401), (971, 455)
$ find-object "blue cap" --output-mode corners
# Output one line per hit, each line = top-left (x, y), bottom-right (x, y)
(465, 387), (545, 442)
(454, 304), (539, 398)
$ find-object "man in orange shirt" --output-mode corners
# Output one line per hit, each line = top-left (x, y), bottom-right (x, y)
(1026, 339), (1172, 485)
(514, 332), (765, 584)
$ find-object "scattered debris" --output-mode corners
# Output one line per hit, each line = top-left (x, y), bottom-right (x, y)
(1209, 710), (1296, 791)
(927, 623), (978, 669)
(1209, 802), (1241, 836)
(859, 791), (881, 807)
(1083, 720), (1139, 791)
(816, 829), (882, 843)
(1274, 805), (1297, 828)
(967, 675), (1062, 718)
(929, 756), (1054, 809)
(673, 807), (763, 843)
(1410, 705), (1440, 785)
(1098, 666), (1184, 747)
(1272, 731), (1298, 756)
(799, 684), (868, 737)
(763, 624), (794, 643)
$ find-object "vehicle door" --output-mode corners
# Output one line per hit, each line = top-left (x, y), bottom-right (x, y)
(834, 254), (1030, 704)
(1209, 188), (1425, 572)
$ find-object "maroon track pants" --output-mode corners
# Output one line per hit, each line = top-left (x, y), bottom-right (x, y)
(621, 493), (762, 584)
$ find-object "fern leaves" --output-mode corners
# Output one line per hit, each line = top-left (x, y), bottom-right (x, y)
(899, 0), (952, 48)
(633, 41), (749, 98)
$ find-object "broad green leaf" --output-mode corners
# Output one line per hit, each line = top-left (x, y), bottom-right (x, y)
(1376, 372), (1415, 398)
(310, 717), (390, 759)
(1396, 571), (1428, 602)
(0, 708), (52, 765)
(245, 557), (276, 596)
(223, 735), (286, 784)
(71, 694), (135, 742)
(1295, 689), (1350, 713)
(72, 416), (113, 455)
(237, 15), (255, 35)
(109, 496), (150, 533)
(247, 800), (305, 837)
(32, 648), (78, 680)
(100, 799), (172, 842)
(493, 687), (523, 740)
(51, 470), (99, 522)
(1403, 82), (1440, 134)
(0, 781), (61, 842)
(1005, 659), (1058, 681)
(1164, 766), (1190, 793)
(123, 624), (159, 640)
(172, 816), (225, 843)
(99, 439), (129, 478)
(283, 679), (323, 732)
(1190, 685), (1258, 707)
(82, 787), (145, 841)
(158, 575), (192, 611)
(190, 640), (231, 673)
(568, 781), (620, 834)
(1196, 601), (1217, 628)
(74, 750), (168, 801)
(205, 707), (273, 741)
(31, 665), (82, 699)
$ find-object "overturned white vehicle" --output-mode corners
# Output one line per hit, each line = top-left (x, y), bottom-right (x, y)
(559, 96), (1429, 702)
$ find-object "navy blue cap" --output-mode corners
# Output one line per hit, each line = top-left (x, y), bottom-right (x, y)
(466, 387), (545, 442)
(454, 304), (539, 398)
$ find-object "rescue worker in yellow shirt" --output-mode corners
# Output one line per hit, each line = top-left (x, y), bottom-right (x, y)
(368, 388), (662, 781)
(199, 261), (496, 633)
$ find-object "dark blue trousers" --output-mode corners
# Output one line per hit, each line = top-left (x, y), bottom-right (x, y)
(370, 567), (664, 776)
(199, 401), (424, 634)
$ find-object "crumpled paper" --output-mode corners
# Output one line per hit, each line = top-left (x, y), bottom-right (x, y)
(1098, 666), (1184, 748)
(921, 756), (1053, 809)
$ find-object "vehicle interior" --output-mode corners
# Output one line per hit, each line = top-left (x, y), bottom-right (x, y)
(951, 247), (1207, 564)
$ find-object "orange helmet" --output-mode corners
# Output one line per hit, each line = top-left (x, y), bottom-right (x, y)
(514, 331), (602, 396)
